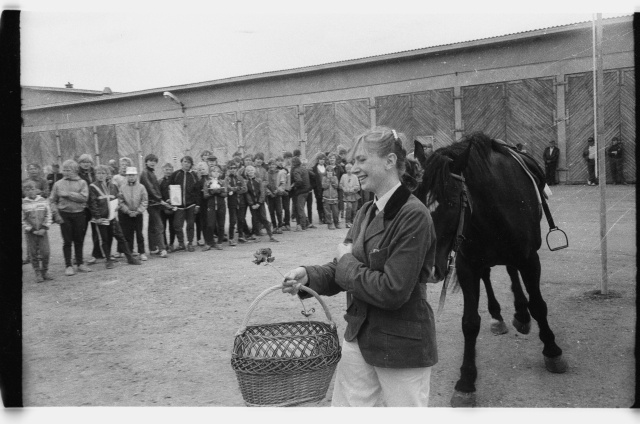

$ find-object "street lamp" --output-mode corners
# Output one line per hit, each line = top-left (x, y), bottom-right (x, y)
(163, 91), (186, 114)
(162, 91), (188, 165)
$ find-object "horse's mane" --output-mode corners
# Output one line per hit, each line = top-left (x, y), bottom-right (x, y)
(421, 132), (547, 207)
(421, 132), (494, 206)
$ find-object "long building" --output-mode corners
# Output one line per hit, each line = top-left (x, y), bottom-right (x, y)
(22, 15), (634, 183)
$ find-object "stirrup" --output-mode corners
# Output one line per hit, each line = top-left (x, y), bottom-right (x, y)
(546, 227), (568, 251)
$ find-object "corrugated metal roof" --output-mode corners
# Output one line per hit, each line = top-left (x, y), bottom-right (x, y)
(23, 14), (632, 111)
(22, 85), (107, 95)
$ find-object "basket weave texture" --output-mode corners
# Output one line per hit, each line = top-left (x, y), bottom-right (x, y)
(231, 285), (341, 407)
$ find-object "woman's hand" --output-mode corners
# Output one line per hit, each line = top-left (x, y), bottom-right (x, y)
(336, 242), (352, 261)
(282, 267), (308, 296)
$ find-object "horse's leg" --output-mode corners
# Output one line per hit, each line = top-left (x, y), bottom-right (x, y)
(482, 268), (508, 335)
(451, 259), (482, 407)
(519, 253), (567, 373)
(506, 265), (531, 334)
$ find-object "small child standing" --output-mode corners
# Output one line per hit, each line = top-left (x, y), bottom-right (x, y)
(322, 166), (341, 229)
(118, 167), (149, 260)
(159, 163), (177, 251)
(202, 165), (227, 250)
(88, 165), (142, 268)
(340, 163), (360, 228)
(22, 180), (53, 282)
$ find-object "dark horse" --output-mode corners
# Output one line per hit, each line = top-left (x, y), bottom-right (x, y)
(414, 132), (567, 407)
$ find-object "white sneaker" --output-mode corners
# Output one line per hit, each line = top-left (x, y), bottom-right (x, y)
(140, 254), (148, 261)
(77, 264), (92, 272)
(65, 266), (75, 276)
(159, 250), (168, 258)
(87, 257), (97, 265)
(149, 249), (160, 255)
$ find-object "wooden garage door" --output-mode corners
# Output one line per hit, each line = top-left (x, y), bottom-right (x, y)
(58, 127), (95, 163)
(268, 107), (299, 158)
(565, 73), (593, 183)
(566, 70), (627, 183)
(22, 131), (58, 172)
(242, 109), (269, 157)
(335, 99), (369, 152)
(137, 119), (187, 172)
(602, 71), (621, 183)
(413, 89), (455, 150)
(304, 103), (336, 158)
(187, 115), (216, 163)
(461, 83), (506, 140)
(375, 94), (413, 150)
(210, 113), (239, 164)
(620, 69), (635, 182)
(96, 125), (118, 167)
(506, 78), (555, 165)
(243, 107), (299, 160)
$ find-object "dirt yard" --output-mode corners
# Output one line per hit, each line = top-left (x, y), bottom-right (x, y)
(20, 185), (635, 408)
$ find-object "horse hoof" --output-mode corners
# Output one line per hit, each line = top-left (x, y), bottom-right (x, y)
(490, 319), (508, 335)
(544, 355), (568, 373)
(512, 317), (531, 334)
(450, 390), (477, 407)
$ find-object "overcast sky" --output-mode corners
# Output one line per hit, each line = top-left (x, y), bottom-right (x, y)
(13, 1), (637, 93)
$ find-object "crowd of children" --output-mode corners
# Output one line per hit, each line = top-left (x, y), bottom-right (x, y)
(22, 148), (367, 283)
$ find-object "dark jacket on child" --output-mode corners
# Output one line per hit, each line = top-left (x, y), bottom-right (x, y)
(202, 176), (228, 211)
(168, 169), (200, 207)
(291, 164), (312, 196)
(225, 173), (248, 209)
(245, 176), (266, 206)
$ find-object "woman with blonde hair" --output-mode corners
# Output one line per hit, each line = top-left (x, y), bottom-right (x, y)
(283, 126), (436, 407)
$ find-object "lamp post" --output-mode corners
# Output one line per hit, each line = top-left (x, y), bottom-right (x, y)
(163, 91), (188, 162)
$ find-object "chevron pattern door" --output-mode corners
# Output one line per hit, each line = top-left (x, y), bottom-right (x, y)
(506, 78), (555, 165)
(461, 83), (506, 141)
(565, 73), (593, 183)
(620, 69), (635, 182)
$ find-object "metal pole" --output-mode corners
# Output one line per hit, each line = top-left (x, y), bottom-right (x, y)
(594, 13), (608, 294)
(592, 16), (599, 178)
(55, 126), (61, 165)
(135, 122), (143, 172)
(298, 105), (306, 159)
(93, 126), (100, 166)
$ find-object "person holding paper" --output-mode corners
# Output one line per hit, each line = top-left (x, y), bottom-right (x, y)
(168, 156), (201, 252)
(88, 165), (141, 269)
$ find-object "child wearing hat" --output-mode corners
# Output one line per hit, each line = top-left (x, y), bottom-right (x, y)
(118, 167), (149, 260)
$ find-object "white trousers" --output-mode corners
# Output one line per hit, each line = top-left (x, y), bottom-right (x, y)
(331, 338), (432, 407)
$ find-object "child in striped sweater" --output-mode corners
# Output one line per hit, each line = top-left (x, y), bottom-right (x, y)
(22, 180), (53, 282)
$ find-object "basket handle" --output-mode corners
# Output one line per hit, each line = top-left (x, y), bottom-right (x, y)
(236, 284), (336, 335)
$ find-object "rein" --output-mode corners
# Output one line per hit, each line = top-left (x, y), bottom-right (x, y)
(437, 172), (471, 316)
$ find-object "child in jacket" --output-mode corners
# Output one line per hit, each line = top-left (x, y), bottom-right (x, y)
(322, 166), (340, 229)
(118, 167), (148, 259)
(265, 159), (285, 233)
(202, 165), (228, 250)
(88, 165), (141, 268)
(224, 161), (248, 245)
(22, 180), (52, 282)
(340, 163), (360, 228)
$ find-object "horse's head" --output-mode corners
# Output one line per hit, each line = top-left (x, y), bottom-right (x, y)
(415, 140), (472, 283)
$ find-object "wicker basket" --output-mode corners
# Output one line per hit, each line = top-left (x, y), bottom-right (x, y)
(231, 284), (341, 407)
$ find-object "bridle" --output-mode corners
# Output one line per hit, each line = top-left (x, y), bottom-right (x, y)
(437, 172), (472, 315)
